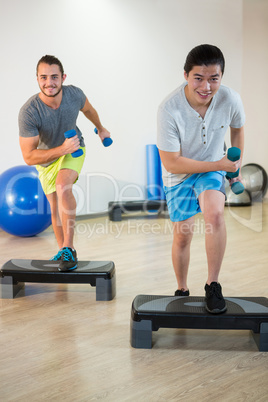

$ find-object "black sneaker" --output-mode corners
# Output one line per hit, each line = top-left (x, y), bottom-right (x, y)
(205, 282), (227, 314)
(174, 289), (190, 296)
(50, 249), (64, 261)
(58, 247), (78, 271)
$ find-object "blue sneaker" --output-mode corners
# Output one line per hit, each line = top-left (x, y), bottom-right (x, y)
(58, 247), (78, 271)
(50, 249), (64, 261)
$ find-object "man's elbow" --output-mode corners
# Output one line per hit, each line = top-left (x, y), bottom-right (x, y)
(22, 154), (35, 166)
(168, 167), (178, 174)
(159, 151), (181, 174)
(161, 161), (176, 174)
(167, 165), (180, 174)
(163, 157), (181, 174)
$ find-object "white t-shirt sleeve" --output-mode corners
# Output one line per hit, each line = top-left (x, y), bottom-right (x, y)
(157, 105), (181, 152)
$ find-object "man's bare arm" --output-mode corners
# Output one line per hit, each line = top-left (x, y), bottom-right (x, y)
(158, 150), (240, 175)
(230, 126), (244, 159)
(81, 98), (110, 141)
(19, 135), (80, 165)
(229, 125), (244, 182)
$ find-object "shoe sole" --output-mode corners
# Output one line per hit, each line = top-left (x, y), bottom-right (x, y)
(205, 305), (227, 314)
(58, 264), (78, 272)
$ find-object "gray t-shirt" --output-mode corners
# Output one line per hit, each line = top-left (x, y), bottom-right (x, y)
(19, 85), (86, 167)
(157, 82), (245, 187)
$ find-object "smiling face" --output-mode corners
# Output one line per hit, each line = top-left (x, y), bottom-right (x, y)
(37, 63), (66, 99)
(184, 64), (222, 110)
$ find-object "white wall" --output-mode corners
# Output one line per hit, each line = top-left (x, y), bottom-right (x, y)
(242, 0), (268, 179)
(2, 0), (262, 216)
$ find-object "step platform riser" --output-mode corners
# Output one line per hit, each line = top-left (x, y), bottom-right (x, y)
(108, 200), (167, 221)
(130, 295), (268, 351)
(0, 259), (116, 301)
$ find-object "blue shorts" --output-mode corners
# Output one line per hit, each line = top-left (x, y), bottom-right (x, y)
(164, 171), (226, 222)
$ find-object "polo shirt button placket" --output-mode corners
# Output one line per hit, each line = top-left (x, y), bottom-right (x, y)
(202, 125), (206, 145)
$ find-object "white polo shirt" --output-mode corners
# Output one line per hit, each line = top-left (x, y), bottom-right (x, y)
(157, 82), (245, 187)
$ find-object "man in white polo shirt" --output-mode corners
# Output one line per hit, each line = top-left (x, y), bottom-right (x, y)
(157, 44), (245, 313)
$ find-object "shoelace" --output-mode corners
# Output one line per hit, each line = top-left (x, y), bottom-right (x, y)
(207, 283), (222, 299)
(61, 248), (74, 262)
(50, 249), (64, 261)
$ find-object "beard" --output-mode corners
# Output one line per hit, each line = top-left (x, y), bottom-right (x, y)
(40, 84), (63, 98)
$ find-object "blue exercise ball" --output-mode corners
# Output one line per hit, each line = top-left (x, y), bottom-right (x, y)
(0, 165), (51, 237)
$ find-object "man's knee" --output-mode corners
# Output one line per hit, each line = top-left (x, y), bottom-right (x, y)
(55, 180), (74, 199)
(173, 222), (194, 248)
(204, 209), (225, 229)
(200, 191), (225, 228)
(56, 170), (78, 194)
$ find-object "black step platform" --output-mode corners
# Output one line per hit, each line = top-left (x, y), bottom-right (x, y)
(108, 200), (168, 221)
(130, 295), (268, 351)
(0, 259), (116, 301)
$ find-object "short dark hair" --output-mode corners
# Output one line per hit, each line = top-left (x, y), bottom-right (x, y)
(184, 44), (225, 75)
(36, 55), (64, 76)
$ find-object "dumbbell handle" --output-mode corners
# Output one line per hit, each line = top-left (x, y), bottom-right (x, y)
(64, 130), (83, 158)
(226, 147), (244, 194)
(94, 128), (113, 147)
(226, 147), (240, 179)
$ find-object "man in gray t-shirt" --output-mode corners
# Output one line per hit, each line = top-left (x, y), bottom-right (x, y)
(19, 55), (111, 271)
(157, 44), (245, 314)
(19, 85), (87, 167)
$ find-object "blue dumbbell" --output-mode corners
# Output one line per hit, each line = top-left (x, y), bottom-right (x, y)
(226, 147), (244, 195)
(64, 130), (83, 158)
(94, 128), (113, 147)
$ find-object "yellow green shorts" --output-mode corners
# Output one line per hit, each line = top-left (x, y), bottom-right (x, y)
(36, 147), (86, 195)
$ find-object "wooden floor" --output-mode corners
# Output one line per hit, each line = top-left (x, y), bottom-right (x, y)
(0, 202), (268, 401)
